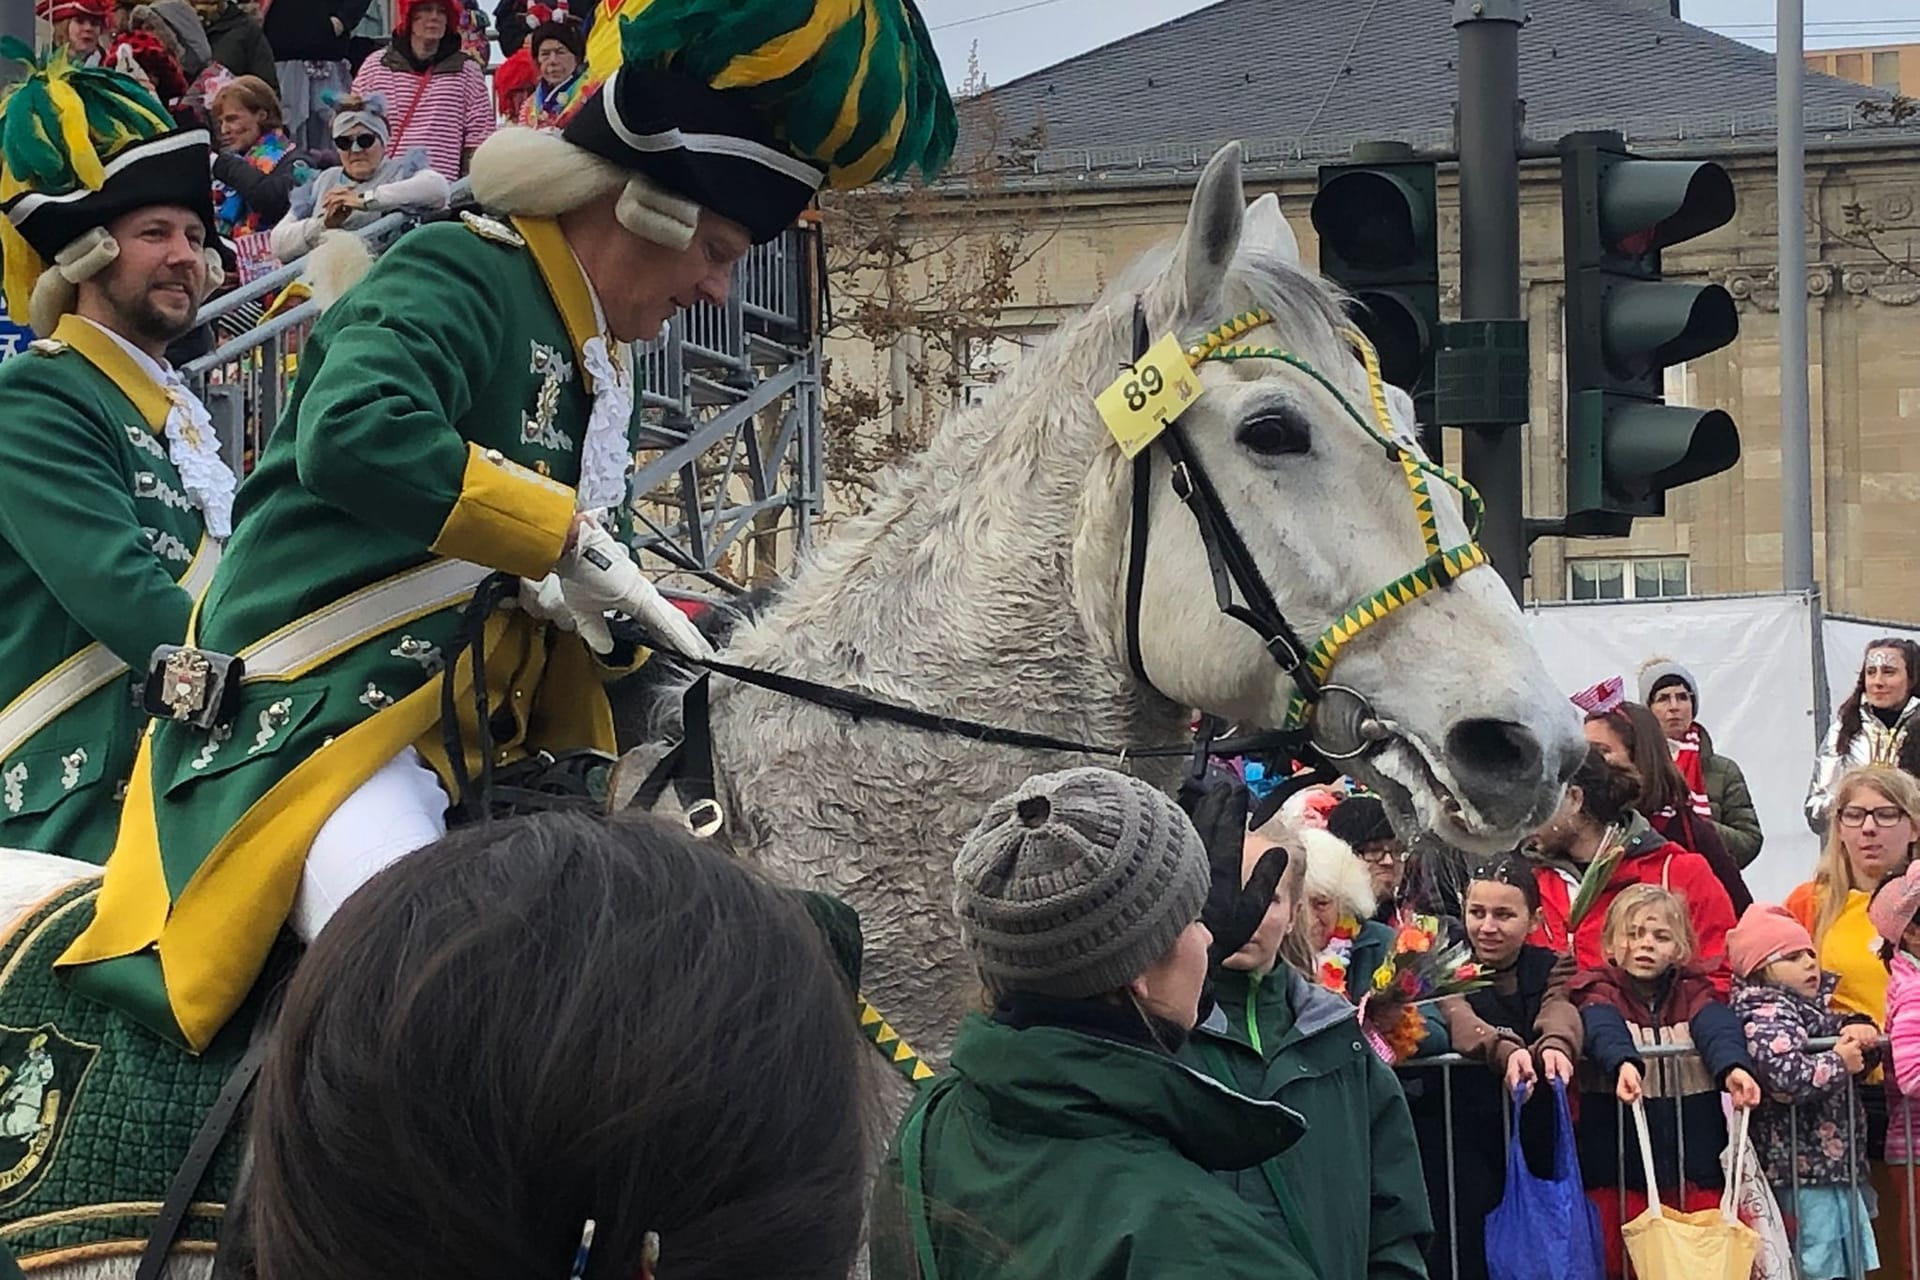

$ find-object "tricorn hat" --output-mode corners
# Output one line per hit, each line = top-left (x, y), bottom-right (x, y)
(472, 0), (956, 247)
(0, 45), (218, 330)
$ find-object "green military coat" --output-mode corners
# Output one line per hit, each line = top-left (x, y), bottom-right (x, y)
(61, 215), (644, 1052)
(0, 316), (215, 864)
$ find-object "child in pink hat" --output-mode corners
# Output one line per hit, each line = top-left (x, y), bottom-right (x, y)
(1728, 903), (1883, 1278)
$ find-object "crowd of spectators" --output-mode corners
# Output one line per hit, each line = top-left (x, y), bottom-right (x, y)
(880, 637), (1920, 1280)
(33, 0), (586, 282)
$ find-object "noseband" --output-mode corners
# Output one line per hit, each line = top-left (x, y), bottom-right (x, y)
(1119, 302), (1490, 760)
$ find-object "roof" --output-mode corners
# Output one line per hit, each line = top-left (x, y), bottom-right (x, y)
(969, 0), (1886, 173)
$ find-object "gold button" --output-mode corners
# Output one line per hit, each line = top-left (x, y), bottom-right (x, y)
(483, 448), (505, 465)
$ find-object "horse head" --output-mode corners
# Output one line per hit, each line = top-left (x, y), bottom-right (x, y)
(1073, 142), (1584, 851)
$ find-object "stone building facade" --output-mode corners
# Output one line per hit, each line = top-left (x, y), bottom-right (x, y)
(831, 137), (1920, 621)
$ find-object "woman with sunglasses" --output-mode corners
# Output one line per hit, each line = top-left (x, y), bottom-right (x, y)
(269, 92), (451, 263)
(1808, 637), (1920, 832)
(1785, 764), (1920, 1269)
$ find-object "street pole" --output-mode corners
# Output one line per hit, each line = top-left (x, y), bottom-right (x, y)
(1453, 0), (1526, 600)
(1777, 0), (1815, 594)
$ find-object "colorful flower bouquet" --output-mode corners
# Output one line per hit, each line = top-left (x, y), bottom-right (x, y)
(1359, 915), (1491, 1063)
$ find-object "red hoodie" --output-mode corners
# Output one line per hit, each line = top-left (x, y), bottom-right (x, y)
(1529, 822), (1736, 997)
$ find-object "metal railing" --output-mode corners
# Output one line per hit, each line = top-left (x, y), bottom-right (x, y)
(1402, 1037), (1906, 1280)
(176, 198), (824, 583)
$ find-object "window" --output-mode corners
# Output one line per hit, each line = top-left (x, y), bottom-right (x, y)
(959, 327), (1048, 406)
(1874, 50), (1903, 90)
(1835, 53), (1865, 84)
(1568, 556), (1690, 601)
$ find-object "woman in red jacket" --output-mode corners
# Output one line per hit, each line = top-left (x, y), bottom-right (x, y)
(1583, 701), (1752, 913)
(1528, 747), (1738, 995)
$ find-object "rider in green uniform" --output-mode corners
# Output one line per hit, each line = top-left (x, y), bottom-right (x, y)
(0, 61), (234, 863)
(60, 0), (956, 1051)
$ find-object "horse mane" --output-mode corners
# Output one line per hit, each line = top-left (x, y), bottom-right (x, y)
(623, 224), (1365, 759)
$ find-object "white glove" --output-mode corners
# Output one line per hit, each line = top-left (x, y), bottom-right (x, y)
(555, 521), (714, 661)
(506, 574), (577, 632)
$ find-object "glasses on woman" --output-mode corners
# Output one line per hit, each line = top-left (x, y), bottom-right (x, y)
(334, 133), (381, 152)
(1355, 841), (1403, 864)
(1838, 805), (1908, 828)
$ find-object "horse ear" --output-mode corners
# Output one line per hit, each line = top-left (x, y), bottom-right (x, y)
(1176, 141), (1246, 309)
(1241, 192), (1300, 265)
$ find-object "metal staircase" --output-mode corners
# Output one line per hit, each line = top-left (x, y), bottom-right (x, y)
(177, 204), (824, 585)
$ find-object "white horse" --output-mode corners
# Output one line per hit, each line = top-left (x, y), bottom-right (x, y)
(633, 141), (1586, 1062)
(0, 140), (1585, 1279)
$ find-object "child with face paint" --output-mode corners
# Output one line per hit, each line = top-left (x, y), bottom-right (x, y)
(1407, 853), (1583, 1280)
(1727, 903), (1881, 1280)
(1572, 887), (1761, 1278)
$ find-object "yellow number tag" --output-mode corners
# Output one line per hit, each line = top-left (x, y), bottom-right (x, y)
(1095, 333), (1206, 459)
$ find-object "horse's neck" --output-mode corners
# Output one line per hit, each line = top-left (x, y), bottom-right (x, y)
(726, 410), (1170, 744)
(0, 848), (100, 923)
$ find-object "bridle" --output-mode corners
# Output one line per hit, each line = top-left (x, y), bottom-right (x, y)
(1119, 301), (1490, 762)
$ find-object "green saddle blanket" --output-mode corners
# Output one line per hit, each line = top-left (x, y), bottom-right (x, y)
(0, 879), (264, 1269)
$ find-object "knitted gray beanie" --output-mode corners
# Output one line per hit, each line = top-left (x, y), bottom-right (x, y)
(1638, 659), (1699, 712)
(952, 767), (1209, 999)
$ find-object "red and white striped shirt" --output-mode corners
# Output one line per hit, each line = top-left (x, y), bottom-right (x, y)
(351, 49), (496, 180)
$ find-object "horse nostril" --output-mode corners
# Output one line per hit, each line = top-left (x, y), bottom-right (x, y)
(1444, 718), (1544, 783)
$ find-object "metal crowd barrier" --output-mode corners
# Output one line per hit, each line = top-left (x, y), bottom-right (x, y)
(1400, 1037), (1909, 1280)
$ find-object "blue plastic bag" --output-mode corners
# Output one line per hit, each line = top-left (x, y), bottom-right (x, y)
(1485, 1078), (1604, 1280)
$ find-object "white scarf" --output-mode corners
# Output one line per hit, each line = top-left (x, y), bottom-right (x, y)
(575, 283), (634, 513)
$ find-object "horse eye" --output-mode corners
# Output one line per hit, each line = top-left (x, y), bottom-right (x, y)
(1237, 414), (1311, 457)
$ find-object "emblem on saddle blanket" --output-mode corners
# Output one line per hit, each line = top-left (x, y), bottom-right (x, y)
(142, 644), (245, 731)
(0, 1024), (95, 1207)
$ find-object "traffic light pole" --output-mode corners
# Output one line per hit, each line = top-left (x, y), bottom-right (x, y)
(1453, 0), (1527, 599)
(1777, 0), (1815, 593)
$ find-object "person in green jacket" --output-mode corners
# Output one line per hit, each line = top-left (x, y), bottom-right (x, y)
(1185, 813), (1435, 1280)
(872, 767), (1320, 1280)
(1640, 658), (1764, 866)
(0, 61), (234, 863)
(58, 0), (957, 1053)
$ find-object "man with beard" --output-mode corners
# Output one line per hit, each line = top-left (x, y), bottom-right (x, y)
(0, 60), (234, 863)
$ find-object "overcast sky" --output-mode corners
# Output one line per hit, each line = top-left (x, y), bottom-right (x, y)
(925, 0), (1920, 89)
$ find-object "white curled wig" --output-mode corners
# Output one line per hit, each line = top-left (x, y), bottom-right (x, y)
(467, 127), (702, 250)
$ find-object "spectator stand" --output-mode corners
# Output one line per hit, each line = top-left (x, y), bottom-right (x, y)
(179, 197), (826, 585)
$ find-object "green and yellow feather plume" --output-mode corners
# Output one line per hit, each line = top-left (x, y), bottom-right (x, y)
(0, 41), (174, 323)
(593, 0), (956, 189)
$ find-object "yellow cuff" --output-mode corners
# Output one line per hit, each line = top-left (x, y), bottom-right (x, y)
(430, 443), (575, 579)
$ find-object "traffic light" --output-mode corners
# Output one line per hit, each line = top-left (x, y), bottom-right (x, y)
(1311, 145), (1440, 456)
(1559, 130), (1741, 532)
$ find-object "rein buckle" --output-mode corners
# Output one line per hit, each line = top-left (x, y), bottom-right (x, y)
(1263, 633), (1305, 673)
(1169, 461), (1196, 503)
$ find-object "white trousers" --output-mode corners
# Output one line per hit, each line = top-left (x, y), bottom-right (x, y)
(289, 745), (449, 941)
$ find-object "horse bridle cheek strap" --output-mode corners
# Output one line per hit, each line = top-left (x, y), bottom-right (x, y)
(1119, 300), (1492, 743)
(1122, 308), (1321, 715)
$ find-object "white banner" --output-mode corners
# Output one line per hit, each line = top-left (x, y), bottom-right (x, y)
(1521, 594), (1818, 905)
